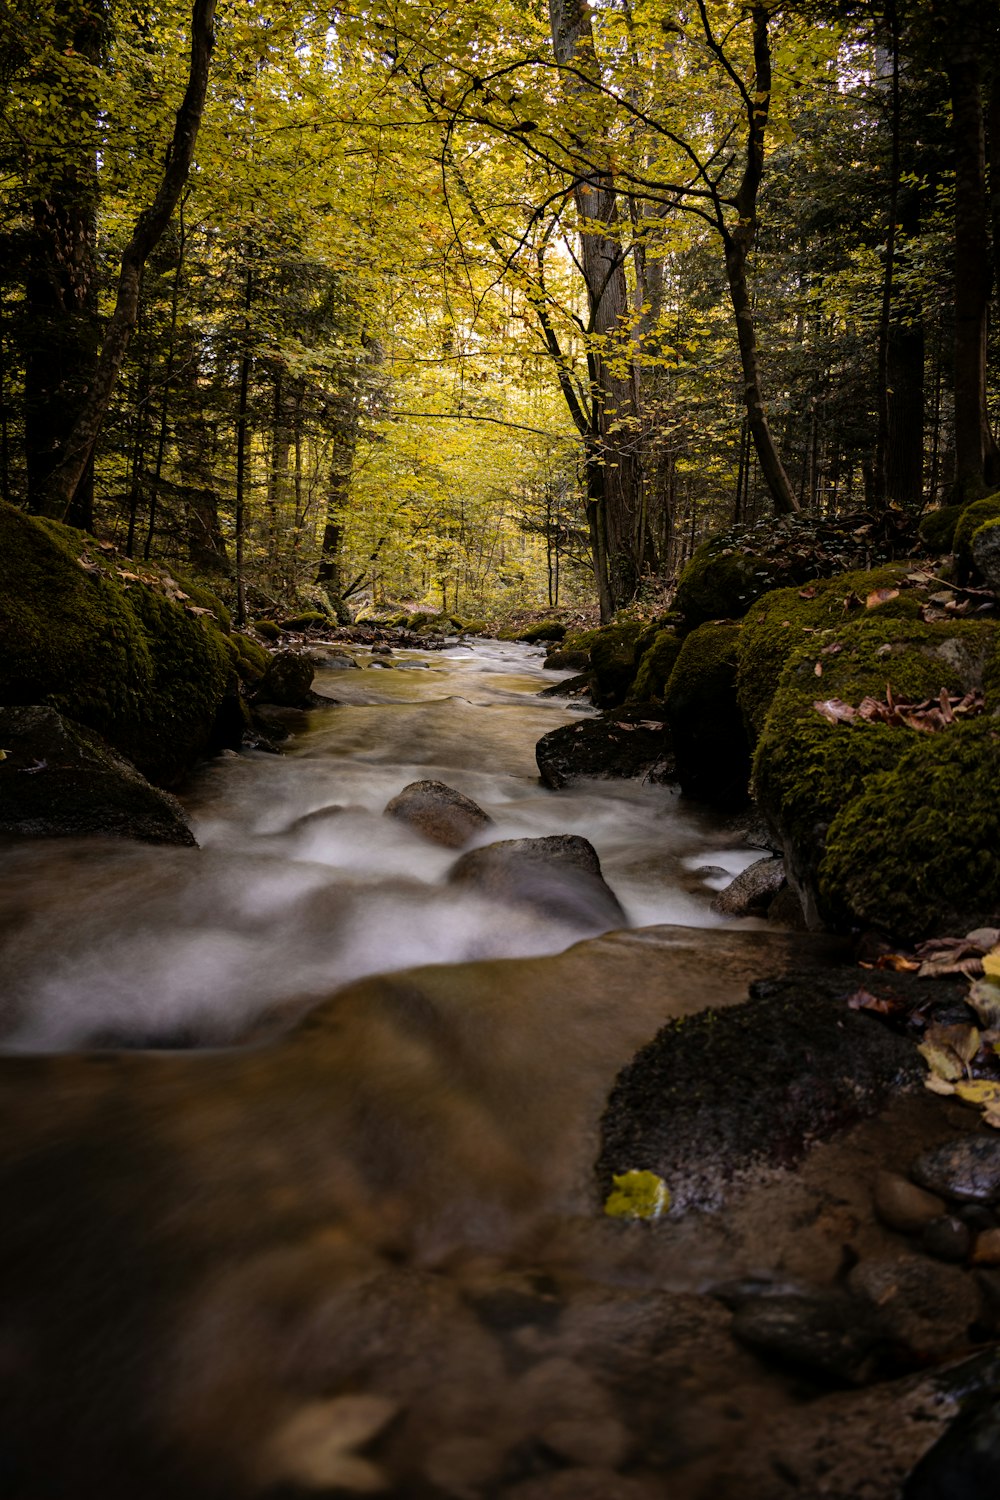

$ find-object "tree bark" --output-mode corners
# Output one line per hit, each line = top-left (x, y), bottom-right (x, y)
(37, 0), (217, 521)
(719, 7), (799, 517)
(946, 33), (1000, 496)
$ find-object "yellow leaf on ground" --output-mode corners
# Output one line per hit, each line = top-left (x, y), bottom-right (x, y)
(982, 948), (1000, 979)
(954, 1080), (1000, 1106)
(917, 1041), (964, 1081)
(923, 1073), (956, 1095)
(604, 1169), (671, 1220)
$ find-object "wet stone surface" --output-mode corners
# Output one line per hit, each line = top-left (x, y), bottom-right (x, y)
(911, 1137), (1000, 1205)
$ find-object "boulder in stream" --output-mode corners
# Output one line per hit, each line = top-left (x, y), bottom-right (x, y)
(0, 706), (197, 846)
(711, 856), (786, 917)
(448, 833), (626, 930)
(535, 707), (674, 788)
(385, 779), (493, 849)
(255, 649), (315, 707)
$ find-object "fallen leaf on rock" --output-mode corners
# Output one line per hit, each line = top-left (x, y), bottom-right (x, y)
(983, 949), (1000, 980)
(814, 661), (823, 677)
(985, 1108), (1000, 1130)
(814, 698), (857, 725)
(875, 952), (921, 973)
(924, 1073), (957, 1095)
(604, 1169), (671, 1220)
(798, 586), (818, 599)
(847, 988), (900, 1016)
(954, 1080), (1000, 1107)
(918, 952), (985, 980)
(866, 587), (900, 609)
(969, 979), (1000, 1028)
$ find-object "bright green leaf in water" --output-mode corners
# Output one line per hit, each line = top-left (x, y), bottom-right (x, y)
(603, 1170), (671, 1220)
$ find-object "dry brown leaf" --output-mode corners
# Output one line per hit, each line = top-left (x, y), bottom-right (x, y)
(866, 587), (900, 609)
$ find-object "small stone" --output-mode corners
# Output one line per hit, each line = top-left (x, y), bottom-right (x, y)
(873, 1170), (946, 1234)
(710, 857), (786, 917)
(849, 1252), (980, 1359)
(384, 779), (493, 849)
(973, 1228), (1000, 1266)
(911, 1137), (1000, 1204)
(919, 1215), (972, 1263)
(539, 1416), (631, 1470)
(730, 1290), (885, 1386)
(956, 1204), (998, 1233)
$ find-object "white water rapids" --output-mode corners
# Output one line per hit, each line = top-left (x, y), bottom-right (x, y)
(0, 638), (763, 1051)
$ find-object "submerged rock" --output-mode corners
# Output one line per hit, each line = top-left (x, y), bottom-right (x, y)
(911, 1137), (1000, 1205)
(0, 706), (196, 846)
(385, 779), (493, 849)
(729, 1287), (887, 1387)
(598, 966), (936, 1213)
(448, 834), (626, 930)
(535, 708), (673, 788)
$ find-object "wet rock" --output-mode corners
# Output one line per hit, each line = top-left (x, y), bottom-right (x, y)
(385, 780), (493, 849)
(250, 702), (311, 740)
(543, 648), (590, 672)
(505, 1471), (655, 1500)
(0, 707), (196, 847)
(711, 857), (786, 917)
(448, 835), (626, 930)
(919, 1216), (973, 1263)
(767, 883), (808, 929)
(911, 1137), (1000, 1204)
(598, 966), (923, 1213)
(308, 650), (359, 669)
(903, 1391), (1000, 1499)
(537, 671), (593, 700)
(849, 1251), (981, 1359)
(873, 1171), (947, 1235)
(729, 1289), (886, 1386)
(535, 708), (673, 788)
(972, 1228), (1000, 1266)
(256, 650), (315, 707)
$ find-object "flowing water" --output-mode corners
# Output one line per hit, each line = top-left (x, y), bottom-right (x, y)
(0, 638), (762, 1052)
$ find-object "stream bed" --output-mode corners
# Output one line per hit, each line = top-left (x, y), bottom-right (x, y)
(0, 638), (979, 1499)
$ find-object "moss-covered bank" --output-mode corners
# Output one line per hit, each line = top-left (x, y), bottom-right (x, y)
(0, 501), (234, 784)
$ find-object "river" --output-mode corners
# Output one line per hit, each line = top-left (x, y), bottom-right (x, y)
(0, 637), (761, 1052)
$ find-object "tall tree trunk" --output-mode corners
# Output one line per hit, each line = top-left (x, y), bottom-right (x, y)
(885, 184), (925, 506)
(549, 0), (648, 609)
(718, 6), (799, 517)
(37, 0), (217, 521)
(24, 0), (108, 529)
(946, 34), (1000, 496)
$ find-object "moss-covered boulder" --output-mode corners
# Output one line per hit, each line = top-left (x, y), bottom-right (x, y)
(0, 706), (196, 846)
(954, 493), (1000, 578)
(630, 627), (682, 702)
(589, 620), (644, 706)
(225, 632), (270, 686)
(819, 715), (1000, 940)
(662, 621), (750, 808)
(918, 502), (967, 553)
(252, 619), (282, 642)
(515, 619), (567, 644)
(736, 563), (923, 741)
(674, 515), (900, 628)
(752, 613), (998, 931)
(0, 502), (234, 785)
(972, 518), (1000, 591)
(278, 611), (328, 633)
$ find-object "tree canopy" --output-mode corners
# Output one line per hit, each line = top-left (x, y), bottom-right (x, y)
(0, 0), (997, 621)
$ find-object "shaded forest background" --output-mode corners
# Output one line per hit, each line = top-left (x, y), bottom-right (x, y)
(1, 0), (998, 625)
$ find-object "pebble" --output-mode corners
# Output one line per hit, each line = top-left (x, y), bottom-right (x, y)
(919, 1215), (972, 1263)
(973, 1228), (1000, 1267)
(849, 1252), (980, 1358)
(910, 1137), (1000, 1204)
(873, 1170), (946, 1233)
(729, 1290), (885, 1386)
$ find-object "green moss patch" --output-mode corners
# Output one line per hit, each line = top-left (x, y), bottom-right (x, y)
(820, 716), (1000, 940)
(0, 501), (233, 785)
(630, 628), (682, 701)
(918, 502), (967, 553)
(663, 621), (749, 808)
(954, 493), (1000, 574)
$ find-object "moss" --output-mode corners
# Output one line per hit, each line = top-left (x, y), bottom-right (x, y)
(589, 620), (644, 705)
(0, 501), (232, 785)
(918, 502), (967, 553)
(954, 493), (1000, 575)
(225, 631), (269, 684)
(166, 568), (231, 632)
(736, 563), (923, 740)
(752, 615), (997, 924)
(820, 716), (1000, 940)
(662, 621), (750, 807)
(515, 620), (567, 643)
(252, 619), (282, 641)
(630, 628), (682, 701)
(278, 611), (327, 632)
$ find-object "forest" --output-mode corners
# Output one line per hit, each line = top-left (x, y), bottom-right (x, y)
(2, 0), (998, 626)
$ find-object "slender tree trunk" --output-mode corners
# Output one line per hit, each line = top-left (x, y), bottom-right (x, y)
(37, 0), (217, 520)
(719, 7), (799, 517)
(145, 198), (188, 562)
(234, 261), (253, 631)
(549, 0), (648, 609)
(946, 38), (1000, 495)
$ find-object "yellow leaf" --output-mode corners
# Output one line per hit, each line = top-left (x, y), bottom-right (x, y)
(917, 1041), (964, 1081)
(603, 1169), (671, 1220)
(954, 1079), (1000, 1106)
(982, 948), (1000, 979)
(923, 1073), (956, 1095)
